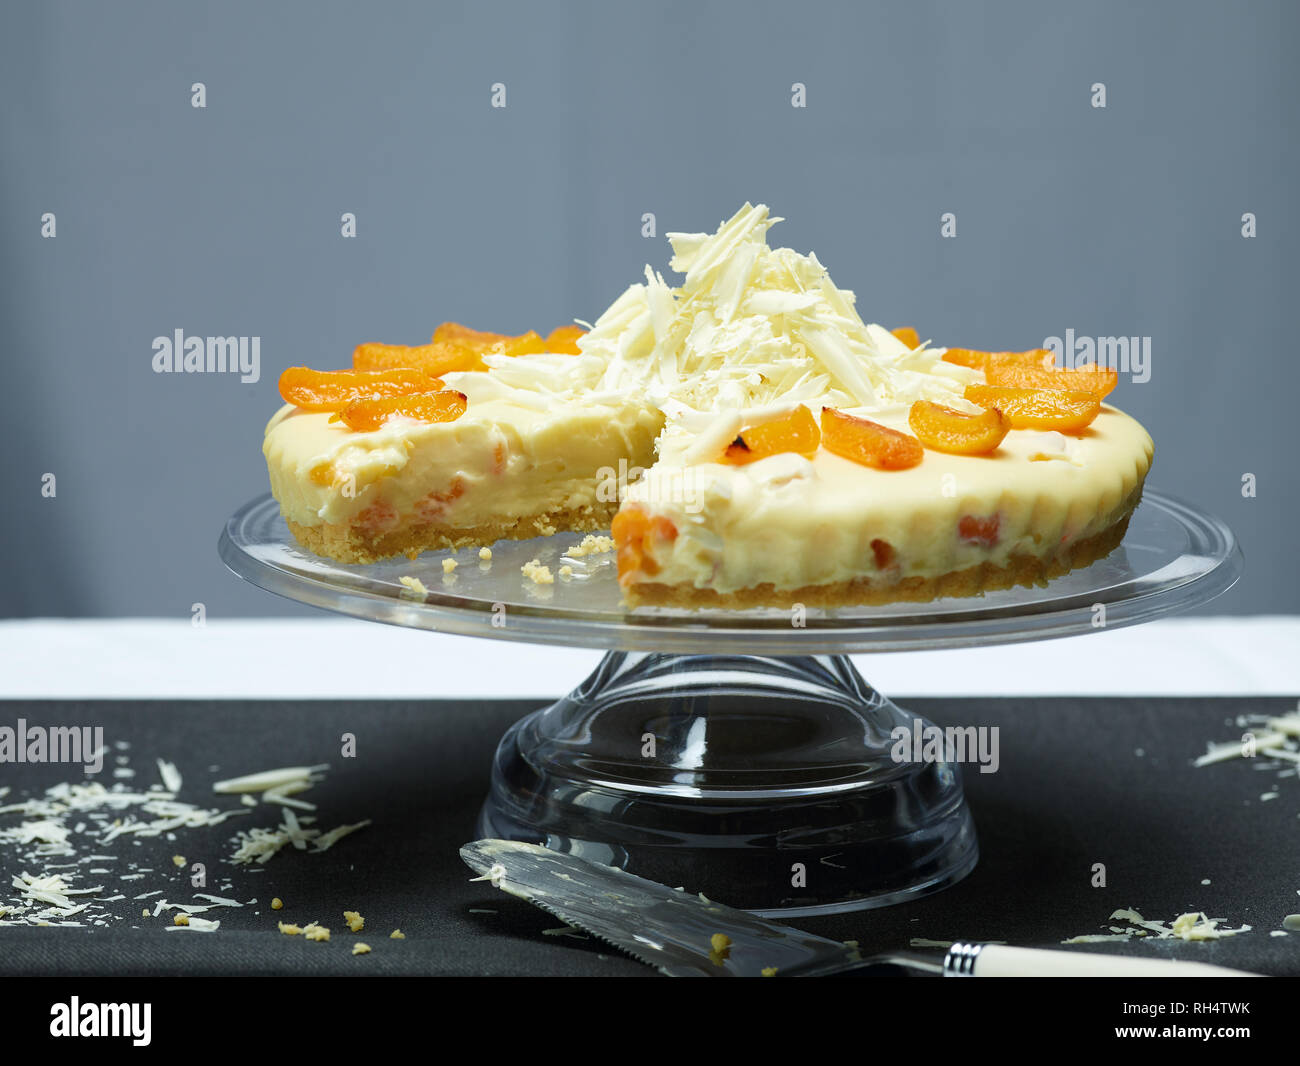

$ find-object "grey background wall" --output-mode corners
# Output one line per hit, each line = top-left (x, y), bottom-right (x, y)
(1, 0), (1295, 618)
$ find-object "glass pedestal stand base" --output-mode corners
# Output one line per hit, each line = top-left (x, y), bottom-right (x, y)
(221, 490), (1240, 917)
(477, 652), (978, 916)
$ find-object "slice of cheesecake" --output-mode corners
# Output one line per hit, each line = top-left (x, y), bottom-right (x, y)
(264, 390), (662, 564)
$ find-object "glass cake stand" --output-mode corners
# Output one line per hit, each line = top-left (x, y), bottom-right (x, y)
(219, 490), (1240, 915)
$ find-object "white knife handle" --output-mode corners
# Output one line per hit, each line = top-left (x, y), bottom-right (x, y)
(945, 943), (1259, 978)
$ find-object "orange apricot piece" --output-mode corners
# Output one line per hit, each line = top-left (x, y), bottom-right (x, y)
(964, 384), (1101, 433)
(908, 400), (1011, 456)
(941, 347), (987, 370)
(942, 348), (1055, 372)
(433, 322), (547, 357)
(611, 507), (677, 583)
(432, 322), (514, 350)
(722, 405), (820, 465)
(652, 515), (678, 543)
(355, 499), (399, 532)
(278, 366), (443, 411)
(611, 508), (649, 580)
(891, 327), (920, 349)
(820, 407), (924, 470)
(352, 341), (487, 376)
(332, 390), (467, 432)
(984, 361), (1118, 399)
(499, 330), (546, 357)
(958, 514), (1000, 547)
(545, 324), (587, 354)
(986, 349), (1057, 371)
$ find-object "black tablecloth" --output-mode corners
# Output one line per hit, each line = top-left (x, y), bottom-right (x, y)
(1, 697), (1295, 977)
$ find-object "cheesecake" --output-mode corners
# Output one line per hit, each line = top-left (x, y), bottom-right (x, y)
(262, 204), (1152, 605)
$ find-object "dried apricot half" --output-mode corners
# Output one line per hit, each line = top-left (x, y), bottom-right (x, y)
(433, 323), (546, 357)
(986, 349), (1057, 371)
(332, 390), (467, 432)
(279, 367), (443, 411)
(964, 384), (1100, 433)
(984, 362), (1118, 399)
(352, 341), (487, 376)
(499, 330), (546, 357)
(908, 400), (1011, 456)
(940, 347), (988, 370)
(943, 348), (1054, 372)
(723, 405), (820, 465)
(546, 324), (587, 354)
(891, 326), (920, 349)
(820, 407), (924, 470)
(432, 322), (514, 350)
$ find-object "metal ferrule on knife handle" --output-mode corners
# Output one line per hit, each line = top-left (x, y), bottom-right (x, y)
(943, 942), (984, 976)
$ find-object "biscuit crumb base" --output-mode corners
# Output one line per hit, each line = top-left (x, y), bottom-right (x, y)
(285, 503), (617, 565)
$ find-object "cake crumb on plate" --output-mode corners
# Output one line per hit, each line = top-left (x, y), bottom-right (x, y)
(565, 534), (615, 557)
(521, 559), (554, 585)
(398, 576), (429, 599)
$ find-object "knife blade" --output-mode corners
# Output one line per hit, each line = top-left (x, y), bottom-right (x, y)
(460, 838), (876, 977)
(461, 839), (1260, 978)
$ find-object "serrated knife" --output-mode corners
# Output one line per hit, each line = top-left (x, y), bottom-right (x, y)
(461, 839), (1258, 977)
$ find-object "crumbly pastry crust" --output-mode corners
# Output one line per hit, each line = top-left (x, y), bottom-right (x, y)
(621, 499), (1138, 610)
(286, 502), (618, 564)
